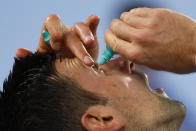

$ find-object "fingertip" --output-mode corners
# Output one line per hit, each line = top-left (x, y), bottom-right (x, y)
(88, 14), (100, 21)
(93, 15), (100, 23)
(120, 12), (128, 20)
(83, 56), (94, 66)
(45, 14), (61, 24)
(104, 29), (112, 41)
(15, 48), (33, 58)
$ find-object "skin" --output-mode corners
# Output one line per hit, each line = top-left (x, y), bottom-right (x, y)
(105, 8), (196, 74)
(55, 56), (186, 130)
(17, 9), (196, 74)
(16, 14), (100, 66)
(14, 11), (190, 130)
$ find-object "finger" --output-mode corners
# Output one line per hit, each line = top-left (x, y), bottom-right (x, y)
(110, 19), (143, 42)
(16, 48), (33, 58)
(129, 7), (152, 17)
(64, 31), (94, 66)
(37, 14), (64, 53)
(86, 14), (100, 35)
(120, 12), (148, 28)
(104, 30), (142, 62)
(72, 22), (94, 46)
(85, 14), (100, 60)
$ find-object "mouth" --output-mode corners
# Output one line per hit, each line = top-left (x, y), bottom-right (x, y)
(153, 88), (170, 98)
(104, 56), (170, 98)
(133, 70), (170, 99)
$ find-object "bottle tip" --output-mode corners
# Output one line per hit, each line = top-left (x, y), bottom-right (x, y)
(99, 58), (107, 65)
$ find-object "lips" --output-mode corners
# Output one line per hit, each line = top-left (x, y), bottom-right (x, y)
(154, 88), (169, 98)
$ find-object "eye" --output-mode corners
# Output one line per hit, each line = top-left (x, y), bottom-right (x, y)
(92, 63), (99, 71)
(92, 63), (105, 74)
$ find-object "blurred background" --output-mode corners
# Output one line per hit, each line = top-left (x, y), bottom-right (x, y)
(0, 0), (196, 130)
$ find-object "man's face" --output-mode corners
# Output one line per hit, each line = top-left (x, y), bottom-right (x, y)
(55, 56), (186, 130)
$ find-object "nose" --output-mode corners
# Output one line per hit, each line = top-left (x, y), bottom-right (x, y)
(99, 56), (133, 74)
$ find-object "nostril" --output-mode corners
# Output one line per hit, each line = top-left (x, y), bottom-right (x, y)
(117, 59), (132, 74)
(129, 62), (134, 74)
(102, 116), (113, 122)
(130, 62), (135, 70)
(130, 62), (134, 68)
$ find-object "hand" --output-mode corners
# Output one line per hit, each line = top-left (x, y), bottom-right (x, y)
(105, 8), (196, 73)
(16, 14), (100, 66)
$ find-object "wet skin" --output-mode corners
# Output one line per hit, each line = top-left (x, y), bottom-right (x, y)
(55, 56), (186, 130)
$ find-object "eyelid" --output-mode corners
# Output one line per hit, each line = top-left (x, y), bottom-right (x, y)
(94, 63), (99, 70)
(98, 68), (104, 72)
(95, 63), (105, 73)
(98, 67), (106, 74)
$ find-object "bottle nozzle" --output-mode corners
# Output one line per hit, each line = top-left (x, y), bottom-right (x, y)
(99, 44), (116, 65)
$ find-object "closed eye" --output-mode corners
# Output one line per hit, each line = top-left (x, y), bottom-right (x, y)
(92, 63), (105, 74)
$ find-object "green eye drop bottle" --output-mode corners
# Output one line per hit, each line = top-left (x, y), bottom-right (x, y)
(99, 44), (116, 65)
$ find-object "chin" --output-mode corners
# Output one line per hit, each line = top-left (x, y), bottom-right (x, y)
(130, 67), (186, 130)
(155, 93), (186, 131)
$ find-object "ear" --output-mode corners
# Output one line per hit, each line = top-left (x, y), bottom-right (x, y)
(81, 105), (125, 131)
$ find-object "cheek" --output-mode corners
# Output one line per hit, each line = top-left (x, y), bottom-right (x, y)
(112, 76), (154, 105)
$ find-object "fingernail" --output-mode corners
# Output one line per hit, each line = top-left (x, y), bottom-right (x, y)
(84, 56), (94, 65)
(85, 35), (94, 45)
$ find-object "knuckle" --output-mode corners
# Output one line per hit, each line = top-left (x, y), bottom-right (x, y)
(50, 31), (64, 41)
(148, 11), (165, 28)
(111, 19), (121, 30)
(130, 8), (145, 14)
(147, 19), (159, 28)
(72, 22), (86, 33)
(133, 32), (148, 42)
(150, 9), (172, 28)
(152, 9), (169, 19)
(130, 8), (139, 13)
(128, 50), (141, 62)
(74, 22), (85, 28)
(120, 12), (128, 20)
(153, 11), (163, 18)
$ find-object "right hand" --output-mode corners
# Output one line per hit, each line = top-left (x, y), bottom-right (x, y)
(105, 8), (196, 73)
(16, 14), (100, 66)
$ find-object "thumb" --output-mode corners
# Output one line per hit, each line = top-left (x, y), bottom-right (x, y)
(104, 30), (142, 62)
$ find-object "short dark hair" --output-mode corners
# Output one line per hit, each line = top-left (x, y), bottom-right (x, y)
(0, 52), (107, 131)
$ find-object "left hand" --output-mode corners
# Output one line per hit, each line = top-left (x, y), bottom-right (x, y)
(16, 14), (100, 66)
